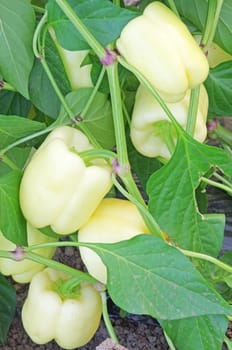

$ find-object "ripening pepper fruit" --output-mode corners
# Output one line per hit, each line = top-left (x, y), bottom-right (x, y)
(19, 126), (112, 235)
(116, 1), (209, 102)
(130, 84), (208, 160)
(78, 198), (149, 284)
(22, 268), (102, 349)
(0, 223), (56, 283)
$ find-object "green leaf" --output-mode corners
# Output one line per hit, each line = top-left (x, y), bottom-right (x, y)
(173, 0), (232, 54)
(29, 34), (71, 119)
(147, 132), (232, 257)
(161, 314), (228, 350)
(0, 91), (31, 116)
(0, 170), (27, 245)
(0, 0), (35, 98)
(205, 61), (232, 117)
(58, 88), (115, 149)
(83, 235), (231, 320)
(0, 274), (16, 345)
(47, 0), (138, 50)
(0, 115), (45, 150)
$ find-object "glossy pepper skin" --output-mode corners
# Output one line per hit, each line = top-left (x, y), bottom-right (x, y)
(130, 84), (208, 160)
(22, 268), (102, 349)
(0, 223), (56, 283)
(19, 126), (112, 235)
(116, 1), (209, 102)
(78, 198), (149, 284)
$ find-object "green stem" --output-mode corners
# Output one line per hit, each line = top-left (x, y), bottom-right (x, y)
(201, 176), (232, 195)
(213, 172), (232, 189)
(100, 291), (119, 344)
(164, 331), (176, 350)
(0, 124), (55, 155)
(55, 0), (105, 58)
(79, 149), (116, 164)
(81, 66), (106, 120)
(186, 86), (200, 137)
(179, 248), (232, 274)
(224, 337), (232, 350)
(26, 251), (97, 283)
(118, 57), (180, 131)
(0, 155), (21, 171)
(201, 0), (224, 52)
(0, 81), (16, 91)
(0, 250), (14, 259)
(112, 175), (164, 239)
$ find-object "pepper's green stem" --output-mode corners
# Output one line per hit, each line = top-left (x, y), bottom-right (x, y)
(201, 0), (224, 52)
(79, 149), (116, 164)
(200, 176), (232, 195)
(186, 86), (200, 137)
(101, 291), (119, 344)
(178, 247), (232, 274)
(0, 250), (14, 259)
(55, 0), (105, 59)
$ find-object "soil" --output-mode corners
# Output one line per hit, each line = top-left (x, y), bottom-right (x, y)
(1, 118), (232, 350)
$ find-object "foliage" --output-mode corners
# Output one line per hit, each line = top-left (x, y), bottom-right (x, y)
(0, 0), (232, 349)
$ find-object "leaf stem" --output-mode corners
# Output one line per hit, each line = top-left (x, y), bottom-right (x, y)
(112, 174), (165, 239)
(0, 155), (21, 171)
(201, 0), (224, 52)
(179, 247), (232, 274)
(213, 172), (232, 189)
(200, 176), (232, 195)
(186, 86), (200, 137)
(100, 291), (119, 344)
(25, 250), (97, 283)
(55, 0), (105, 58)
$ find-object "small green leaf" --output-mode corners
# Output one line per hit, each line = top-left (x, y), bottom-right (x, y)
(0, 170), (27, 245)
(47, 0), (138, 50)
(29, 34), (71, 119)
(0, 115), (45, 150)
(83, 235), (231, 320)
(0, 0), (35, 98)
(147, 132), (232, 257)
(0, 274), (16, 345)
(0, 91), (31, 116)
(58, 88), (115, 149)
(161, 314), (228, 350)
(205, 61), (232, 117)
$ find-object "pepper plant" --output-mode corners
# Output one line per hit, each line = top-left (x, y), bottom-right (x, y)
(0, 0), (232, 349)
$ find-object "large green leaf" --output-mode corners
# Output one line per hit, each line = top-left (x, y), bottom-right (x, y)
(0, 274), (16, 345)
(46, 0), (138, 50)
(0, 115), (45, 150)
(147, 132), (232, 257)
(173, 0), (232, 54)
(0, 0), (35, 98)
(205, 61), (232, 117)
(0, 170), (27, 245)
(161, 314), (228, 350)
(58, 88), (115, 149)
(82, 235), (231, 320)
